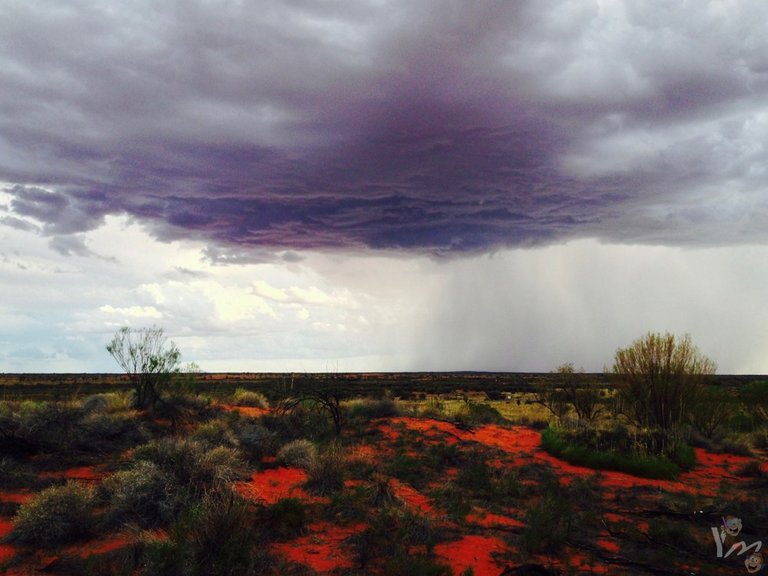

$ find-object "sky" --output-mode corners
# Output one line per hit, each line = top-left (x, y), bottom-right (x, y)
(2, 0), (768, 374)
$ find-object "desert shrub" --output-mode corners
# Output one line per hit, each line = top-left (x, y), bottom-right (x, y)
(232, 388), (270, 409)
(132, 438), (244, 495)
(10, 481), (96, 545)
(520, 490), (574, 554)
(135, 490), (260, 576)
(383, 553), (452, 576)
(136, 530), (193, 576)
(718, 435), (753, 456)
(80, 391), (134, 415)
(735, 460), (765, 478)
(419, 396), (447, 419)
(262, 404), (334, 441)
(276, 439), (317, 470)
(366, 473), (400, 508)
(429, 483), (472, 522)
(0, 400), (85, 455)
(0, 457), (40, 489)
(260, 497), (307, 540)
(750, 430), (768, 450)
(455, 451), (495, 498)
(99, 460), (182, 528)
(351, 508), (440, 568)
(304, 444), (345, 496)
(453, 401), (506, 427)
(76, 410), (148, 452)
(234, 420), (279, 460)
(152, 392), (214, 426)
(388, 452), (430, 489)
(689, 387), (733, 439)
(182, 490), (260, 575)
(323, 484), (369, 523)
(492, 468), (524, 504)
(424, 441), (461, 470)
(190, 418), (239, 449)
(648, 519), (699, 553)
(613, 332), (716, 434)
(347, 396), (400, 421)
(81, 394), (111, 413)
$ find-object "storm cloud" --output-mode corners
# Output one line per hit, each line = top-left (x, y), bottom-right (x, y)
(3, 0), (768, 254)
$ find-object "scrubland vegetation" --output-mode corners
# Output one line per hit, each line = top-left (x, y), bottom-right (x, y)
(0, 330), (766, 575)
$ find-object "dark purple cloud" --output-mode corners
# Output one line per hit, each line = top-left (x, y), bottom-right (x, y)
(2, 0), (768, 255)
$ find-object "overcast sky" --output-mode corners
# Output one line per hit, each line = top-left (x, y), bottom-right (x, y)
(2, 0), (768, 373)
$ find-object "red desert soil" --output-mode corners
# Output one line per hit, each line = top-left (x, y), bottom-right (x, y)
(434, 534), (509, 576)
(219, 404), (270, 418)
(66, 534), (132, 559)
(272, 521), (365, 574)
(234, 466), (311, 505)
(467, 508), (525, 529)
(389, 478), (434, 514)
(390, 418), (763, 498)
(39, 465), (107, 483)
(0, 491), (33, 505)
(0, 517), (16, 564)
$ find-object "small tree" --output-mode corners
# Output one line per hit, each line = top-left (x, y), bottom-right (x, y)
(106, 326), (181, 409)
(612, 332), (716, 435)
(556, 363), (603, 427)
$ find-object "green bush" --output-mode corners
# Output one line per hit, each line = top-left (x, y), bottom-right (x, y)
(541, 426), (693, 480)
(232, 388), (270, 409)
(276, 439), (317, 470)
(11, 482), (96, 545)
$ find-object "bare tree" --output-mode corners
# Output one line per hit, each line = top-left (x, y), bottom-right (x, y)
(106, 326), (181, 408)
(612, 332), (716, 434)
(556, 363), (603, 427)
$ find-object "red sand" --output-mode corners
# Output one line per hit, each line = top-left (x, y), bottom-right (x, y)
(234, 467), (310, 505)
(40, 465), (106, 482)
(389, 479), (434, 515)
(272, 521), (365, 574)
(220, 404), (269, 417)
(597, 533), (620, 554)
(466, 509), (525, 529)
(565, 550), (610, 574)
(0, 491), (33, 505)
(434, 534), (508, 576)
(72, 534), (132, 558)
(0, 518), (16, 564)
